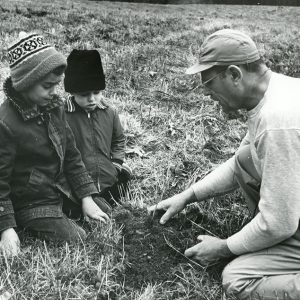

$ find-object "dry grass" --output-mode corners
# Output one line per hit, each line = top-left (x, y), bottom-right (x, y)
(0, 0), (299, 298)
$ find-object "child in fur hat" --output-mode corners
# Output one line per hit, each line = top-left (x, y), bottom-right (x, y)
(64, 49), (132, 207)
(0, 33), (110, 257)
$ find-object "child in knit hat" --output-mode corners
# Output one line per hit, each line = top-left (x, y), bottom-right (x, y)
(0, 33), (110, 257)
(64, 49), (132, 207)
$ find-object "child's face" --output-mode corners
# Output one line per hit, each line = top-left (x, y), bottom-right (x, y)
(21, 73), (63, 107)
(72, 91), (102, 112)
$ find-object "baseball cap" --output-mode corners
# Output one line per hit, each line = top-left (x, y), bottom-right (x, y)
(186, 29), (260, 75)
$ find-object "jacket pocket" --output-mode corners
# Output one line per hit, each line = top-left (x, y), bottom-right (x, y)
(26, 169), (53, 195)
(12, 169), (53, 201)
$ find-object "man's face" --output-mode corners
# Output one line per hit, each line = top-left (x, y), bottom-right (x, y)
(21, 73), (63, 107)
(200, 67), (242, 113)
(72, 90), (102, 112)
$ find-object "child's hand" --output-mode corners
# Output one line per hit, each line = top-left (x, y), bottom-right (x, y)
(0, 228), (20, 257)
(82, 196), (110, 223)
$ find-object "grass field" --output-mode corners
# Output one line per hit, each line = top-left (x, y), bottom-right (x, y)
(0, 0), (300, 299)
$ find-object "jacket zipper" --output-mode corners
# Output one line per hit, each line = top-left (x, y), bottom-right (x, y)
(87, 111), (101, 192)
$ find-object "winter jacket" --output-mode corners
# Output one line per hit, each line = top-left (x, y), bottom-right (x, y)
(0, 78), (98, 232)
(65, 97), (125, 192)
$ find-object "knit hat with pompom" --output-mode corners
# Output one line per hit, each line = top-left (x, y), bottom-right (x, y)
(7, 32), (67, 92)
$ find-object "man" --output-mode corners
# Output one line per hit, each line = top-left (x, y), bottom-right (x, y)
(148, 29), (300, 299)
(0, 32), (109, 257)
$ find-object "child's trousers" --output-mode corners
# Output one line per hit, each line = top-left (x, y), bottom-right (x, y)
(100, 167), (131, 205)
(17, 196), (110, 243)
(19, 215), (87, 242)
(222, 145), (300, 300)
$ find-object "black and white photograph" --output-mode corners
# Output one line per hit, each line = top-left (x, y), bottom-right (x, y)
(0, 0), (299, 299)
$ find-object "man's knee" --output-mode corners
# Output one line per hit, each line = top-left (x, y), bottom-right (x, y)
(222, 260), (250, 298)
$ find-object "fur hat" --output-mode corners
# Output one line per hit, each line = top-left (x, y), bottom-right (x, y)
(7, 32), (67, 92)
(64, 49), (106, 93)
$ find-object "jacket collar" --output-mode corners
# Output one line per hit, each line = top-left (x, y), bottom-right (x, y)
(3, 77), (64, 121)
(65, 96), (108, 113)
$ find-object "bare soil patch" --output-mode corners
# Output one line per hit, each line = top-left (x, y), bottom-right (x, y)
(113, 205), (215, 290)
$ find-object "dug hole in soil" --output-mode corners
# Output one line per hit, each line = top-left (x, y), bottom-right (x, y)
(113, 205), (212, 289)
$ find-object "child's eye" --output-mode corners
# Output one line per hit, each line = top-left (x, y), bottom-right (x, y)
(79, 93), (89, 97)
(93, 91), (101, 95)
(43, 82), (57, 89)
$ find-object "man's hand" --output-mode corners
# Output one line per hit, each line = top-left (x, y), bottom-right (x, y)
(0, 228), (20, 257)
(184, 235), (233, 265)
(147, 188), (197, 224)
(82, 196), (110, 223)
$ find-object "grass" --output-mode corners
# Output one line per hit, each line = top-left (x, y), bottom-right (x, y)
(0, 0), (299, 299)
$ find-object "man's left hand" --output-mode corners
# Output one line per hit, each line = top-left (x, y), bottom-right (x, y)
(184, 235), (233, 266)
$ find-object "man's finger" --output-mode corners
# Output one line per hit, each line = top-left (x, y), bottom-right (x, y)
(147, 205), (156, 213)
(160, 209), (174, 224)
(147, 203), (164, 214)
(197, 235), (207, 241)
(184, 244), (198, 258)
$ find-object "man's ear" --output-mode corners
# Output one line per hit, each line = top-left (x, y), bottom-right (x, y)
(227, 65), (243, 84)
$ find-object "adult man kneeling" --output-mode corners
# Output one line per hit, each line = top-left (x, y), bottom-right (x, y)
(148, 29), (300, 300)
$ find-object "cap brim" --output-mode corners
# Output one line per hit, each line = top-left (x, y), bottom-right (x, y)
(185, 63), (215, 75)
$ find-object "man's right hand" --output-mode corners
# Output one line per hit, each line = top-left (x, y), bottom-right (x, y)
(147, 188), (197, 224)
(0, 228), (20, 257)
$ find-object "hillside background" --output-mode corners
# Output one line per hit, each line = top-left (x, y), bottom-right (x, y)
(90, 0), (300, 5)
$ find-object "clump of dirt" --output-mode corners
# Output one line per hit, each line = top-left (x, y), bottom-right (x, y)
(113, 205), (205, 289)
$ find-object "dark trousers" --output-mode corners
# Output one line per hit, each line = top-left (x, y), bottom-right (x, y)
(18, 171), (131, 243)
(100, 170), (131, 206)
(18, 195), (110, 243)
(19, 215), (87, 243)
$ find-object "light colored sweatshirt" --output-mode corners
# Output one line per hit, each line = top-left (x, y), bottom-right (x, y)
(191, 72), (300, 255)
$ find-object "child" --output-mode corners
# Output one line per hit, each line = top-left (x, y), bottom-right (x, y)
(0, 33), (109, 257)
(64, 49), (131, 206)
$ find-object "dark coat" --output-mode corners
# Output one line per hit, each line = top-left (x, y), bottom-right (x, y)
(0, 78), (98, 232)
(65, 97), (125, 192)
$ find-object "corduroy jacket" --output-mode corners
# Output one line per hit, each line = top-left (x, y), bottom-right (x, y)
(65, 97), (125, 192)
(0, 78), (98, 232)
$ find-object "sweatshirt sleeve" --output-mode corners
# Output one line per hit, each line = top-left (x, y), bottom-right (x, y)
(191, 131), (250, 201)
(110, 109), (125, 165)
(191, 156), (239, 201)
(227, 129), (300, 255)
(0, 120), (17, 232)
